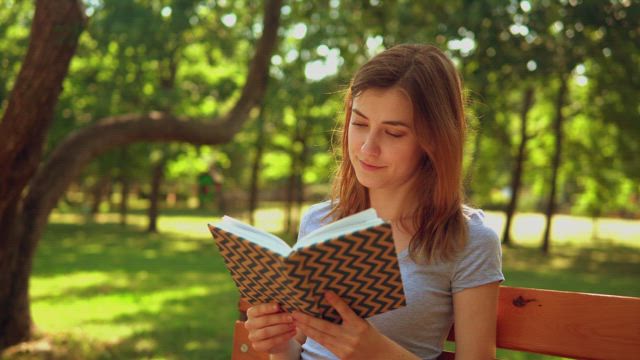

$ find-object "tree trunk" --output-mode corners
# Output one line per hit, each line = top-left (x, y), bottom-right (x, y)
(295, 144), (306, 226)
(118, 148), (130, 226)
(216, 178), (227, 214)
(293, 123), (310, 239)
(285, 164), (297, 237)
(148, 158), (166, 233)
(541, 76), (568, 254)
(285, 118), (305, 237)
(0, 0), (281, 349)
(119, 177), (130, 227)
(248, 110), (267, 226)
(90, 175), (110, 217)
(502, 87), (535, 246)
(591, 216), (600, 242)
(0, 0), (85, 349)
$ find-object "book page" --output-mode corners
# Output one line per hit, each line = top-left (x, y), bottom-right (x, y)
(213, 216), (293, 256)
(293, 208), (384, 250)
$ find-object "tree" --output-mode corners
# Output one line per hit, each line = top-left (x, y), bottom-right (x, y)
(0, 0), (85, 348)
(502, 87), (535, 246)
(0, 0), (282, 349)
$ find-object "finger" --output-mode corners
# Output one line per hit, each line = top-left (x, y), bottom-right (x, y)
(246, 303), (280, 319)
(245, 312), (293, 331)
(325, 291), (358, 323)
(248, 323), (296, 342)
(251, 328), (297, 353)
(292, 311), (340, 337)
(294, 319), (340, 350)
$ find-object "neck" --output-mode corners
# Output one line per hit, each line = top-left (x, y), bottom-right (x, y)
(369, 187), (418, 223)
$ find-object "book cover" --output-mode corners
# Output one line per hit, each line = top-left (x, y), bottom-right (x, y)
(208, 214), (406, 323)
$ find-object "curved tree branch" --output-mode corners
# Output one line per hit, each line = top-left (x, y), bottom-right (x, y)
(24, 0), (282, 233)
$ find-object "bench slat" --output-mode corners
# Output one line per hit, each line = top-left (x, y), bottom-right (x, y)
(496, 286), (640, 359)
(233, 286), (640, 359)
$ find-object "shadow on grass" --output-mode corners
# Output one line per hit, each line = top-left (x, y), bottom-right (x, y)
(25, 221), (242, 359)
(502, 243), (640, 297)
(94, 292), (239, 359)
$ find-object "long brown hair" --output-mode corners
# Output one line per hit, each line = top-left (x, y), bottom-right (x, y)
(329, 44), (468, 263)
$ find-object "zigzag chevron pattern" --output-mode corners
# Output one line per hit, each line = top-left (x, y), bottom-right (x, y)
(209, 225), (309, 314)
(285, 224), (405, 323)
(209, 223), (405, 324)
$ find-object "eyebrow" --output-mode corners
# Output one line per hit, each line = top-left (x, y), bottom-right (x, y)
(352, 108), (411, 128)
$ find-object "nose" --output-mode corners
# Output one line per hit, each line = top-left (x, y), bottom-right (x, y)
(360, 132), (381, 157)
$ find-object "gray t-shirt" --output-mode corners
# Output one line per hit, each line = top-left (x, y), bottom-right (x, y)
(297, 201), (504, 360)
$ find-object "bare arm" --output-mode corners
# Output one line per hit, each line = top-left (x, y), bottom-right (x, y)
(452, 281), (500, 360)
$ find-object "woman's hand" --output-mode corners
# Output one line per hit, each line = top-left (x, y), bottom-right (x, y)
(244, 303), (298, 354)
(292, 291), (418, 360)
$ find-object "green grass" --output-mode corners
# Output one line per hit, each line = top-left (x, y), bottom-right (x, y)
(27, 221), (238, 359)
(3, 206), (639, 359)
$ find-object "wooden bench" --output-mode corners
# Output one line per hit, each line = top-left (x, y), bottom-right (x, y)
(230, 286), (640, 359)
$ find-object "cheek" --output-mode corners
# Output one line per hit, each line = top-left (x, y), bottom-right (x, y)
(399, 145), (424, 170)
(347, 128), (361, 154)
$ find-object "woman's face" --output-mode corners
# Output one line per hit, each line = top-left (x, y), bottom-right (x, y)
(348, 87), (425, 194)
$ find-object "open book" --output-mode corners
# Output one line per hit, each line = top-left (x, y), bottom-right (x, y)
(208, 208), (406, 323)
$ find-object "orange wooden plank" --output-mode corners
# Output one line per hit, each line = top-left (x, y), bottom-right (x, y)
(496, 286), (640, 359)
(232, 320), (269, 360)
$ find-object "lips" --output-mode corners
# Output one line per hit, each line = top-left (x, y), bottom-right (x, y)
(359, 159), (385, 171)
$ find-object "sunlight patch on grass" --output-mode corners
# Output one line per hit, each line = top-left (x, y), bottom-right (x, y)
(30, 272), (112, 298)
(157, 215), (215, 238)
(252, 207), (289, 233)
(32, 282), (235, 342)
(33, 295), (151, 339)
(154, 205), (292, 237)
(484, 211), (640, 248)
(133, 338), (157, 353)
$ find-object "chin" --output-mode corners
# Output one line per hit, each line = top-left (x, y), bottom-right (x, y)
(355, 175), (382, 190)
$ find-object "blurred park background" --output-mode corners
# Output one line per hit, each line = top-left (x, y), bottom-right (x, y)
(1, 0), (638, 359)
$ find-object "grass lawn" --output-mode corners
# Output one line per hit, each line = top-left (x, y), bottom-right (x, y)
(3, 205), (639, 359)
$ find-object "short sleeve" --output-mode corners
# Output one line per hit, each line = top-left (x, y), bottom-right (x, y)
(295, 201), (332, 246)
(297, 208), (313, 240)
(451, 213), (504, 293)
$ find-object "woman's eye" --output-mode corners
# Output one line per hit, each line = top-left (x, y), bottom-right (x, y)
(386, 131), (403, 138)
(351, 122), (367, 127)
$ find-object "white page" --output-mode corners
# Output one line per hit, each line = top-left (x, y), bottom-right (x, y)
(293, 208), (384, 250)
(213, 216), (292, 257)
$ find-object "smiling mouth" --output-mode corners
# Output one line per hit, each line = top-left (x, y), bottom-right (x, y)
(359, 160), (385, 170)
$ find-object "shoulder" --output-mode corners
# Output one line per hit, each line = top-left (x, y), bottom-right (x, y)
(305, 200), (333, 219)
(455, 205), (502, 265)
(451, 205), (504, 292)
(298, 200), (333, 239)
(462, 205), (500, 248)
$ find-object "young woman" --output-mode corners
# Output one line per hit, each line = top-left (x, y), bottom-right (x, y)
(244, 44), (504, 359)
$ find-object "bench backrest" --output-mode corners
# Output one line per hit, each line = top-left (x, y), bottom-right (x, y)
(232, 286), (640, 359)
